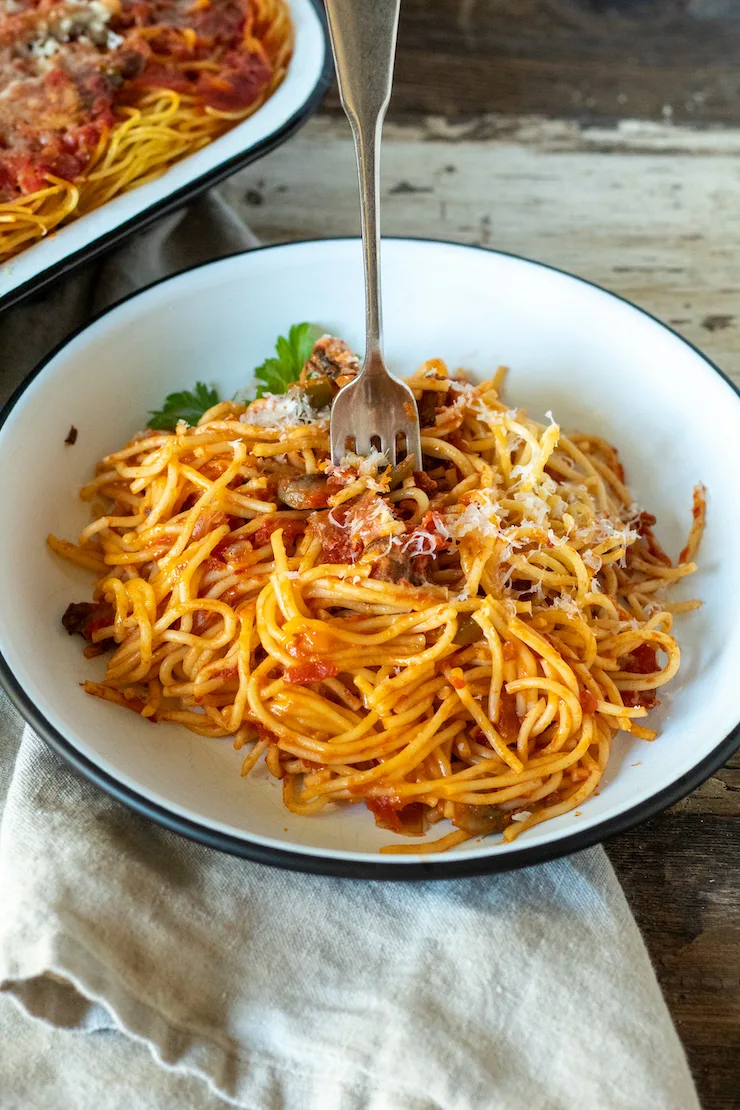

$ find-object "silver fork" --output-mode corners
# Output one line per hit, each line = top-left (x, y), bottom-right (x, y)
(324, 0), (422, 467)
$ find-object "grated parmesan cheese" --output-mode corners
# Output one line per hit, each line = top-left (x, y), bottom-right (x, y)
(582, 549), (603, 573)
(29, 37), (60, 58)
(513, 489), (550, 527)
(234, 367), (651, 628)
(58, 0), (118, 40)
(434, 381), (476, 424)
(447, 492), (503, 541)
(547, 527), (569, 548)
(356, 447), (390, 475)
(241, 392), (330, 430)
(552, 595), (580, 617)
(19, 0), (124, 76)
(400, 531), (437, 557)
(330, 496), (401, 549)
(325, 448), (391, 494)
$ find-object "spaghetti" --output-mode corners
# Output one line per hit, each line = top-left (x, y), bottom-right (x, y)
(0, 0), (292, 262)
(49, 335), (706, 853)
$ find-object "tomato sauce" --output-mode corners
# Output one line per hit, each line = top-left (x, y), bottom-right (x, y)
(579, 689), (599, 715)
(0, 0), (273, 199)
(497, 693), (520, 743)
(287, 626), (340, 659)
(623, 643), (658, 674)
(366, 797), (425, 835)
(284, 661), (339, 685)
(308, 511), (361, 565)
(251, 518), (305, 549)
(620, 643), (659, 709)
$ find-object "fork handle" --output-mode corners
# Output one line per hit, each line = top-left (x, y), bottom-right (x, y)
(324, 0), (401, 364)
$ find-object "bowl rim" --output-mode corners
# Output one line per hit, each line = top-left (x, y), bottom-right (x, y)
(0, 0), (333, 315)
(2, 235), (739, 879)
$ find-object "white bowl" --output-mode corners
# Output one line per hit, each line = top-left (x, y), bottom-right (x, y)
(0, 0), (330, 312)
(1, 238), (739, 878)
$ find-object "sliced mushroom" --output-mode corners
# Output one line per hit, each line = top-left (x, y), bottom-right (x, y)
(451, 804), (509, 836)
(303, 336), (360, 381)
(277, 474), (331, 510)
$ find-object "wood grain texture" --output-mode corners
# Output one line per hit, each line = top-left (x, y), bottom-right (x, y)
(227, 116), (740, 1109)
(610, 800), (740, 1110)
(318, 0), (740, 126)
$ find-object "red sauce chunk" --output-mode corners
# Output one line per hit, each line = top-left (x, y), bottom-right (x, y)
(252, 518), (305, 549)
(308, 510), (361, 565)
(284, 661), (339, 685)
(622, 689), (658, 709)
(580, 689), (599, 715)
(622, 643), (658, 674)
(62, 601), (114, 641)
(413, 470), (438, 494)
(620, 643), (659, 709)
(204, 555), (227, 572)
(191, 609), (219, 635)
(497, 693), (521, 743)
(366, 797), (426, 836)
(256, 724), (279, 745)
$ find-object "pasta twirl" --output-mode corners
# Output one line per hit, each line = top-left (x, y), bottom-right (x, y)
(49, 336), (705, 852)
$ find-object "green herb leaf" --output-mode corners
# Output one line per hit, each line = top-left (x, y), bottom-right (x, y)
(253, 322), (321, 398)
(147, 382), (220, 430)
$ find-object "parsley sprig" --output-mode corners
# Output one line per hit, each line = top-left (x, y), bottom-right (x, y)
(147, 382), (220, 430)
(146, 323), (321, 429)
(253, 322), (322, 398)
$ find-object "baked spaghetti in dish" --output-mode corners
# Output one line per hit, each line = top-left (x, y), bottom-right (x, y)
(0, 0), (291, 261)
(49, 331), (706, 853)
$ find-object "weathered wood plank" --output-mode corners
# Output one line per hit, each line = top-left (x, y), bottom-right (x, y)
(318, 0), (740, 126)
(609, 813), (740, 1110)
(229, 117), (740, 1109)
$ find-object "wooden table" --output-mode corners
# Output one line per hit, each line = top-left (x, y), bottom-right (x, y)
(226, 14), (740, 1095)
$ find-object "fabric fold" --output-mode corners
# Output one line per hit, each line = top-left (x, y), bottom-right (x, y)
(0, 725), (699, 1110)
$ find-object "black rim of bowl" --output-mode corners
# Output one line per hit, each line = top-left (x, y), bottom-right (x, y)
(0, 0), (333, 315)
(1, 237), (739, 880)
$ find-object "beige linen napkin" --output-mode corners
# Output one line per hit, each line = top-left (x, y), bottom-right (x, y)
(0, 194), (700, 1110)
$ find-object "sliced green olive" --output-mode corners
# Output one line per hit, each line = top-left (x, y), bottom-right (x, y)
(388, 456), (415, 489)
(301, 376), (335, 410)
(453, 615), (485, 645)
